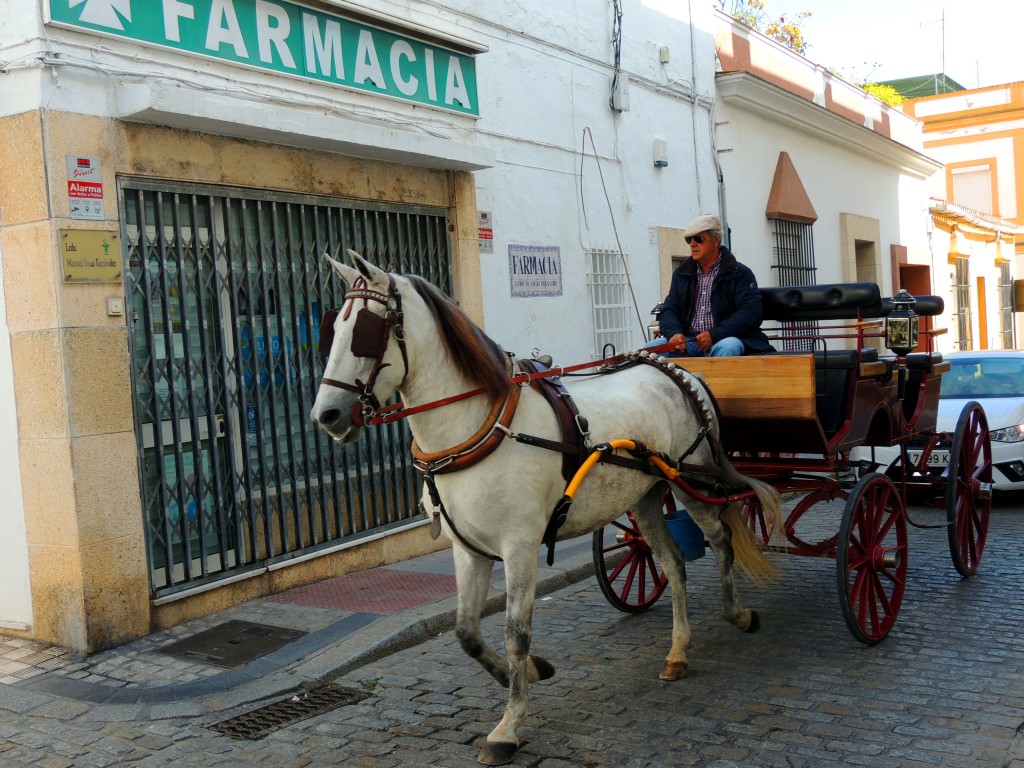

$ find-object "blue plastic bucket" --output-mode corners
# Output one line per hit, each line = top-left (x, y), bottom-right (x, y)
(665, 508), (705, 561)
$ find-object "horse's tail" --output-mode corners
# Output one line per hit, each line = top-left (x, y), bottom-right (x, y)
(719, 461), (783, 589)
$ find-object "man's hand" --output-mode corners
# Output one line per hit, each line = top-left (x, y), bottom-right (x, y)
(663, 333), (688, 358)
(694, 331), (713, 353)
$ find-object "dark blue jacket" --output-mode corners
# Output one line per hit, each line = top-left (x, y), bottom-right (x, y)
(659, 245), (773, 353)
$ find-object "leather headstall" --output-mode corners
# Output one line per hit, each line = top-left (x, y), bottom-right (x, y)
(318, 273), (409, 426)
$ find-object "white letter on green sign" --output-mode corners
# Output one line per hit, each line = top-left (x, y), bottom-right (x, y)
(206, 0), (249, 57)
(164, 0), (195, 43)
(445, 57), (470, 109)
(390, 40), (418, 96)
(256, 0), (296, 68)
(353, 29), (385, 89)
(303, 14), (344, 79)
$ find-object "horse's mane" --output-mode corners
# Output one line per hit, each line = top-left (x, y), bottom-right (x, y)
(406, 275), (512, 401)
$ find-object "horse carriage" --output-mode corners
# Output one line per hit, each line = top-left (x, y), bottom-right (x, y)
(311, 253), (992, 765)
(593, 281), (993, 645)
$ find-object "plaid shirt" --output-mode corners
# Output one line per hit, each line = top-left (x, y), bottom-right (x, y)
(687, 257), (721, 335)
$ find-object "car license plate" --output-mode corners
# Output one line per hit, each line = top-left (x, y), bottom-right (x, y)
(908, 450), (949, 468)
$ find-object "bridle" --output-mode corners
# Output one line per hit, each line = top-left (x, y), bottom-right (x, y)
(318, 273), (408, 426)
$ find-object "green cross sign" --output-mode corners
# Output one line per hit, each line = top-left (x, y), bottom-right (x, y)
(47, 0), (480, 116)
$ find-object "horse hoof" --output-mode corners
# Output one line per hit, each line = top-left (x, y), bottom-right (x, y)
(659, 659), (688, 680)
(478, 741), (518, 765)
(529, 654), (555, 682)
(745, 610), (761, 634)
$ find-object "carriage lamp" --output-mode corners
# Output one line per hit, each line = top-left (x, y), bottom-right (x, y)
(885, 289), (919, 357)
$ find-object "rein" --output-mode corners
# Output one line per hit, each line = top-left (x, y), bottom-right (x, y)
(363, 340), (684, 426)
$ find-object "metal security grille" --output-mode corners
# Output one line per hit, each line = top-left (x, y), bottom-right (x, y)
(119, 179), (451, 598)
(998, 262), (1013, 349)
(587, 248), (633, 357)
(770, 218), (817, 351)
(954, 257), (973, 350)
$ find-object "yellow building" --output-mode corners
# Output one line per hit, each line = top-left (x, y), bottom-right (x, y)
(902, 83), (1024, 349)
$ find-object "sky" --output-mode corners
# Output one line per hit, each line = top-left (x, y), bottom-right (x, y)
(793, 1), (1024, 90)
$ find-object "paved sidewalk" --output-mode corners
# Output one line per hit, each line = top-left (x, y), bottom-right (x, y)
(0, 534), (596, 724)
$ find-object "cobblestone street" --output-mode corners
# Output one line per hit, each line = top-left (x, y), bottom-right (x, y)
(1, 503), (1022, 767)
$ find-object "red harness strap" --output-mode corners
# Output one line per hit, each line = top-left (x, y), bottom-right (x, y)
(366, 341), (684, 426)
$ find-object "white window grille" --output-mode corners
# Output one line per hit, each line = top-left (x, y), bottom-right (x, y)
(587, 248), (633, 358)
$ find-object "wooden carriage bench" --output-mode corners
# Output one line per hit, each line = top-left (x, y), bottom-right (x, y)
(676, 282), (946, 452)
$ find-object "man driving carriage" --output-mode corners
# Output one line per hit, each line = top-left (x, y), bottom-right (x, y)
(654, 214), (773, 357)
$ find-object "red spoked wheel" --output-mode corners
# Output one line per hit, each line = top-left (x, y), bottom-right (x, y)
(739, 498), (770, 546)
(945, 401), (993, 577)
(592, 511), (667, 613)
(836, 473), (908, 645)
(784, 489), (848, 554)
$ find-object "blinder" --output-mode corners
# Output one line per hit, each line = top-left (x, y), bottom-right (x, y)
(350, 308), (389, 358)
(317, 306), (388, 361)
(318, 308), (339, 360)
(317, 270), (409, 426)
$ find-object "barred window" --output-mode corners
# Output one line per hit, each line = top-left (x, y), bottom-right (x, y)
(770, 218), (817, 351)
(954, 257), (973, 350)
(587, 248), (633, 358)
(998, 261), (1013, 349)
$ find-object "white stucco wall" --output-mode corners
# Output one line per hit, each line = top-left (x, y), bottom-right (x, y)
(0, 0), (38, 631)
(0, 238), (34, 632)
(466, 0), (721, 359)
(717, 100), (935, 288)
(712, 19), (939, 295)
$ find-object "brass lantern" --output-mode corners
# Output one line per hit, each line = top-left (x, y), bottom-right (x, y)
(885, 289), (919, 357)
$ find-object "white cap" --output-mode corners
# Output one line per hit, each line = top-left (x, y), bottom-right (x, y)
(682, 214), (722, 238)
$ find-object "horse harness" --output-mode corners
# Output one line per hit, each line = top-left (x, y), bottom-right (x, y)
(318, 273), (726, 566)
(414, 354), (727, 566)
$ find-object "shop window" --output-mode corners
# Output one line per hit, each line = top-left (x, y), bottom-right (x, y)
(122, 181), (452, 596)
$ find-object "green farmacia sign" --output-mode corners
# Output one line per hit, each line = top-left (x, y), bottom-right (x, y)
(47, 0), (479, 116)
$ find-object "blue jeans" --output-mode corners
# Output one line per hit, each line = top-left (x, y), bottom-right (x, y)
(646, 336), (746, 357)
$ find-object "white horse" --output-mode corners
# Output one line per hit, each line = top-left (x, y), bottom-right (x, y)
(311, 252), (782, 766)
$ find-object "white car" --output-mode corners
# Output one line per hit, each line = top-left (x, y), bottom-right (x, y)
(854, 350), (1024, 493)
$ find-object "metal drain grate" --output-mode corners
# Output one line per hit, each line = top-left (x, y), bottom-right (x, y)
(211, 684), (370, 740)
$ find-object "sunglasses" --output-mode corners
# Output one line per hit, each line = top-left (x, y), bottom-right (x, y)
(684, 233), (707, 244)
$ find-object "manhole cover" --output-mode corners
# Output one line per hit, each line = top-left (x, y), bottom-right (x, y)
(211, 684), (370, 740)
(157, 620), (306, 668)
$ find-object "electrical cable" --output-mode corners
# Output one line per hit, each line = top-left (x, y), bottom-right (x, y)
(580, 127), (646, 339)
(609, 0), (623, 111)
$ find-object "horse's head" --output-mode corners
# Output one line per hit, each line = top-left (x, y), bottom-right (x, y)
(310, 250), (409, 443)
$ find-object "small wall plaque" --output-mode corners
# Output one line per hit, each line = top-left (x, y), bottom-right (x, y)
(60, 229), (121, 282)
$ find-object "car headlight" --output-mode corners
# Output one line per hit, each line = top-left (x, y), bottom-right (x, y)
(990, 423), (1024, 443)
